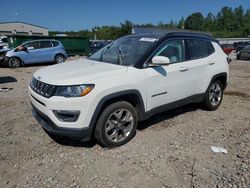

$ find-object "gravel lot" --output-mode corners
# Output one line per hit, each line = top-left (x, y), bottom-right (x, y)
(0, 55), (249, 188)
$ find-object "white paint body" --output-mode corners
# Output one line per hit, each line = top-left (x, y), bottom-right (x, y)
(29, 41), (229, 129)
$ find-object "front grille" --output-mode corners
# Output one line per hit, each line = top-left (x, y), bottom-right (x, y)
(30, 77), (56, 98)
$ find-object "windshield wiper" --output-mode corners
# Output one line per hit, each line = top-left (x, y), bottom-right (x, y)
(100, 44), (113, 62)
(118, 46), (124, 65)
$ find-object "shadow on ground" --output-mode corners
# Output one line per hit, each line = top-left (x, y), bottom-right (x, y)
(137, 103), (200, 130)
(47, 133), (97, 148)
(0, 76), (17, 84)
(46, 103), (200, 147)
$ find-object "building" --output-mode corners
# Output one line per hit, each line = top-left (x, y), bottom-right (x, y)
(0, 21), (48, 36)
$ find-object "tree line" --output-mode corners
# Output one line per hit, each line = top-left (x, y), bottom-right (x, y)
(49, 6), (250, 39)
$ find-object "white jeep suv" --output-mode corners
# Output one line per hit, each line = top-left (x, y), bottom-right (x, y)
(29, 32), (229, 147)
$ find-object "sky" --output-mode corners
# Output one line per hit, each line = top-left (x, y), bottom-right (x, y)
(0, 0), (249, 31)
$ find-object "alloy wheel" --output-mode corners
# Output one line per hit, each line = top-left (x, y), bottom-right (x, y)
(209, 82), (222, 106)
(105, 109), (134, 143)
(55, 55), (64, 63)
(10, 58), (21, 68)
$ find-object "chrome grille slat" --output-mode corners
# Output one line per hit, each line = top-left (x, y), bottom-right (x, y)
(30, 77), (55, 98)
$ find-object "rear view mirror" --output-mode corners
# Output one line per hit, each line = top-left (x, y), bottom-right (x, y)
(151, 56), (170, 66)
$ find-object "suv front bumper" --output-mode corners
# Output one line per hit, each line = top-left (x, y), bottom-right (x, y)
(32, 104), (93, 141)
(29, 85), (98, 141)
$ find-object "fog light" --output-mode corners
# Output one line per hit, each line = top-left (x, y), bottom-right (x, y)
(53, 110), (80, 122)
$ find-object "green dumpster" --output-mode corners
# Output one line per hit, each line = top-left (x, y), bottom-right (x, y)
(7, 35), (90, 56)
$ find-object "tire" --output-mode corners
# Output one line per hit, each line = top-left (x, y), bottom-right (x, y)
(54, 54), (65, 64)
(8, 57), (21, 68)
(94, 101), (138, 148)
(203, 80), (223, 111)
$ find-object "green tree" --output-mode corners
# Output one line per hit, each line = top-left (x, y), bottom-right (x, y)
(119, 20), (133, 37)
(203, 12), (215, 31)
(216, 7), (235, 32)
(242, 9), (250, 36)
(234, 5), (244, 29)
(177, 17), (185, 29)
(184, 12), (204, 31)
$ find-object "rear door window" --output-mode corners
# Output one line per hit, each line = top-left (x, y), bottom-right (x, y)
(40, 41), (52, 48)
(186, 39), (215, 60)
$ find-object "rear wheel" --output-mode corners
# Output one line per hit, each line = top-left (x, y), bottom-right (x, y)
(203, 80), (223, 111)
(8, 57), (21, 68)
(54, 54), (65, 64)
(94, 101), (137, 148)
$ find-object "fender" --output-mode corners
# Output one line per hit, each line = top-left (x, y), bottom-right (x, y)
(210, 72), (228, 89)
(88, 89), (146, 133)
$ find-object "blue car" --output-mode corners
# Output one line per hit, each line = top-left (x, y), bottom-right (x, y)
(5, 39), (67, 68)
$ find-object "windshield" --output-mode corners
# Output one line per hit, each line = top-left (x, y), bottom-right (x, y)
(88, 35), (159, 66)
(243, 45), (250, 50)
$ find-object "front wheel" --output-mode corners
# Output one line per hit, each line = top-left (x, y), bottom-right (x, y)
(94, 101), (138, 148)
(54, 54), (65, 64)
(203, 80), (223, 111)
(8, 57), (21, 68)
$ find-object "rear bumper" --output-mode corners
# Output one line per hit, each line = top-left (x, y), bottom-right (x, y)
(32, 104), (93, 141)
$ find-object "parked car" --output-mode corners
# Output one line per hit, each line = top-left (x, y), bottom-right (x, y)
(30, 32), (229, 148)
(0, 46), (10, 63)
(237, 45), (250, 60)
(5, 39), (67, 68)
(234, 41), (250, 52)
(0, 36), (8, 47)
(221, 44), (234, 55)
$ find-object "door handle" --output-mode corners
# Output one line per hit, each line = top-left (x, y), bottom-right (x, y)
(208, 62), (215, 65)
(179, 66), (188, 72)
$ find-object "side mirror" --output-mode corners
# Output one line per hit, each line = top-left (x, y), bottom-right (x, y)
(151, 56), (170, 66)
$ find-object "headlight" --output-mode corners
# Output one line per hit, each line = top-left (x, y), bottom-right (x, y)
(54, 84), (95, 97)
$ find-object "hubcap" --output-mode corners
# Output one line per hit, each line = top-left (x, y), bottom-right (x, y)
(10, 58), (20, 67)
(56, 55), (64, 63)
(209, 83), (222, 106)
(105, 109), (134, 143)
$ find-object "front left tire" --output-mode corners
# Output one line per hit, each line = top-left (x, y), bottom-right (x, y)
(94, 101), (138, 148)
(8, 57), (21, 68)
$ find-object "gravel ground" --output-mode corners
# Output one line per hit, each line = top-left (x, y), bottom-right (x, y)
(0, 55), (249, 188)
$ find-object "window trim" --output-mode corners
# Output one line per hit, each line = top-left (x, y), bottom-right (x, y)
(143, 37), (216, 68)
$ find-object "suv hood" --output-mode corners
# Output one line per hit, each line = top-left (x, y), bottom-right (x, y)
(33, 58), (127, 85)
